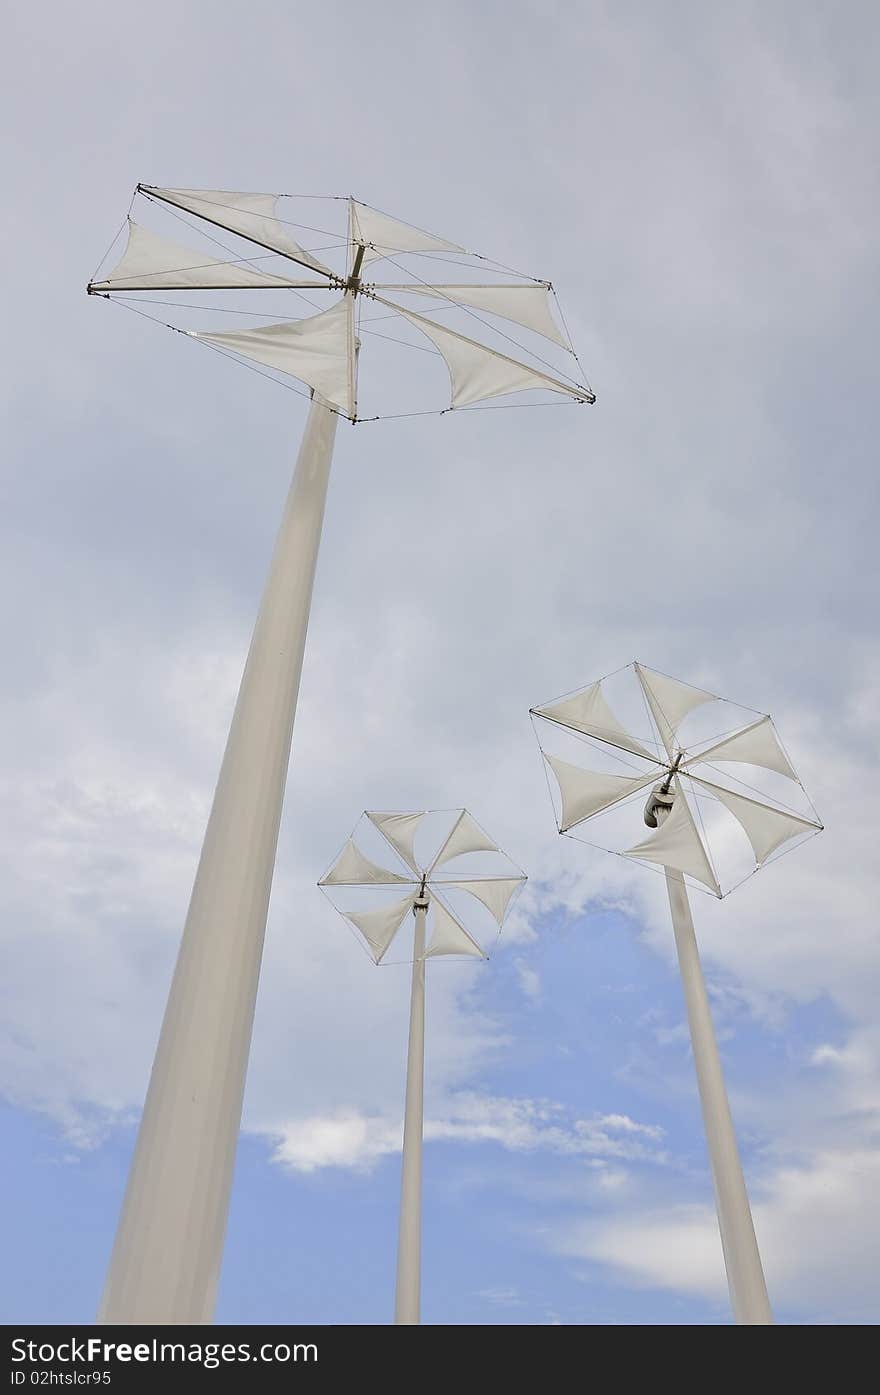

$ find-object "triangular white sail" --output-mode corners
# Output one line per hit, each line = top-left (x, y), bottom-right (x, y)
(319, 839), (415, 887)
(375, 297), (593, 408)
(366, 811), (426, 874)
(90, 221), (320, 293)
(431, 811), (499, 869)
(352, 201), (464, 265)
(190, 298), (354, 416)
(623, 778), (720, 895)
(685, 715), (799, 783)
(442, 877), (524, 926)
(424, 898), (486, 959)
(342, 892), (415, 963)
(142, 187), (334, 276)
(534, 681), (659, 760)
(689, 775), (819, 865)
(545, 754), (657, 833)
(378, 283), (567, 347)
(635, 662), (716, 757)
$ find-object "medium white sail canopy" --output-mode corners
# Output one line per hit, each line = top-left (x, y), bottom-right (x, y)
(690, 776), (819, 865)
(319, 839), (415, 887)
(432, 811), (499, 869)
(190, 299), (354, 416)
(545, 753), (657, 833)
(91, 221), (315, 292)
(378, 299), (590, 408)
(635, 663), (716, 756)
(444, 877), (525, 926)
(352, 201), (464, 265)
(381, 283), (567, 347)
(367, 811), (426, 873)
(624, 779), (720, 894)
(343, 893), (416, 963)
(142, 187), (334, 276)
(686, 715), (799, 782)
(534, 681), (658, 760)
(424, 898), (486, 959)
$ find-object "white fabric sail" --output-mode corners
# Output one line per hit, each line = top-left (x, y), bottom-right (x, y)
(690, 776), (818, 865)
(90, 221), (320, 293)
(685, 715), (799, 783)
(142, 187), (334, 276)
(432, 811), (499, 869)
(545, 753), (657, 833)
(319, 839), (415, 887)
(424, 898), (486, 959)
(624, 779), (720, 894)
(635, 662), (716, 756)
(534, 681), (658, 760)
(379, 283), (567, 347)
(343, 892), (415, 963)
(367, 811), (426, 873)
(190, 298), (354, 416)
(444, 877), (524, 926)
(375, 297), (592, 408)
(352, 201), (464, 265)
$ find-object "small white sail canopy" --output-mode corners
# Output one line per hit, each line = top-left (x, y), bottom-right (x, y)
(431, 811), (499, 869)
(366, 811), (426, 874)
(443, 877), (525, 926)
(545, 754), (657, 833)
(141, 187), (335, 276)
(624, 778), (720, 894)
(534, 681), (659, 760)
(90, 221), (319, 292)
(635, 663), (717, 756)
(685, 715), (799, 782)
(379, 283), (567, 347)
(189, 299), (355, 417)
(689, 775), (820, 865)
(377, 298), (591, 408)
(352, 201), (464, 265)
(321, 808), (524, 963)
(342, 892), (416, 963)
(319, 839), (415, 887)
(424, 898), (486, 959)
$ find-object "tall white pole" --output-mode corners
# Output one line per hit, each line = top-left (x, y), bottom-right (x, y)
(664, 867), (773, 1324)
(394, 893), (428, 1325)
(100, 398), (338, 1324)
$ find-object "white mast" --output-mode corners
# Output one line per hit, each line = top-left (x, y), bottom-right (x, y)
(89, 187), (588, 1324)
(320, 809), (526, 1324)
(531, 662), (822, 1324)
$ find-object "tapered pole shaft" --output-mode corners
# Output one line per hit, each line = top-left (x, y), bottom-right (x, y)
(665, 869), (773, 1324)
(394, 897), (427, 1325)
(100, 398), (338, 1324)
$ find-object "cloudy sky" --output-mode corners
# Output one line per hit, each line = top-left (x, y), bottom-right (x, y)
(2, 0), (878, 1325)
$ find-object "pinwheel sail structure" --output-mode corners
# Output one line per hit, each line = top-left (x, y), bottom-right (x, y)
(320, 810), (525, 1324)
(88, 186), (594, 420)
(531, 662), (823, 1327)
(531, 660), (822, 899)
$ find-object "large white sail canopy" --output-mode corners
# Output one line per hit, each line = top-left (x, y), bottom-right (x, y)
(534, 680), (658, 760)
(424, 898), (486, 959)
(91, 221), (318, 292)
(380, 298), (590, 408)
(690, 776), (820, 865)
(319, 839), (415, 887)
(342, 893), (416, 964)
(380, 282), (567, 347)
(352, 201), (464, 264)
(141, 187), (335, 276)
(635, 663), (716, 756)
(685, 715), (799, 782)
(189, 299), (354, 416)
(366, 811), (427, 874)
(545, 754), (657, 833)
(432, 811), (499, 869)
(443, 877), (525, 926)
(624, 778), (721, 895)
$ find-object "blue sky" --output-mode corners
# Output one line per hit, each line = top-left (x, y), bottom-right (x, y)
(2, 0), (879, 1325)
